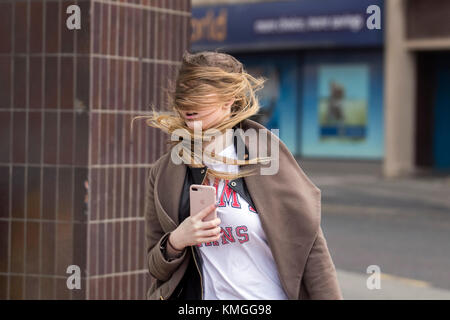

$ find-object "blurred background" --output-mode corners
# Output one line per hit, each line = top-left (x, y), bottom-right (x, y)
(0, 0), (449, 299)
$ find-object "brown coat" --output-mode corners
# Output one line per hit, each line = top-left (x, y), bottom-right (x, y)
(144, 119), (343, 300)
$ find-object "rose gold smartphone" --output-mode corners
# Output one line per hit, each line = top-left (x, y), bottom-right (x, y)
(189, 184), (217, 221)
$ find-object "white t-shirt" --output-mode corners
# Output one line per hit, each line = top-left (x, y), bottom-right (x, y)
(199, 142), (288, 300)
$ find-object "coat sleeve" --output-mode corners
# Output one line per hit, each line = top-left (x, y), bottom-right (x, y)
(301, 226), (343, 300)
(144, 163), (187, 282)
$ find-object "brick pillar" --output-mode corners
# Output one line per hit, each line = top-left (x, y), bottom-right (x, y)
(0, 0), (191, 300)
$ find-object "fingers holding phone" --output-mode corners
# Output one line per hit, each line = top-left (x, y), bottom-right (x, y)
(167, 185), (222, 250)
(169, 203), (222, 250)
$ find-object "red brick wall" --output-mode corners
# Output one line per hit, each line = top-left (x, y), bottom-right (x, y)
(0, 0), (191, 300)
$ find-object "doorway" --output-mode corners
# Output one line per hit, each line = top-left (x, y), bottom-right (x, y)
(415, 52), (450, 171)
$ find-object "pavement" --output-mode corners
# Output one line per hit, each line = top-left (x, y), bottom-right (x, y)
(336, 269), (450, 300)
(297, 159), (450, 300)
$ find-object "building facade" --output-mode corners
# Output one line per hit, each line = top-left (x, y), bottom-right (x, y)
(192, 0), (450, 176)
(192, 0), (384, 163)
(385, 0), (450, 176)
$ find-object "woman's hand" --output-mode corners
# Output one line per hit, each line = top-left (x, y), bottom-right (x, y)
(168, 204), (221, 250)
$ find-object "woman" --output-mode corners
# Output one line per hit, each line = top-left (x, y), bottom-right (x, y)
(139, 51), (343, 300)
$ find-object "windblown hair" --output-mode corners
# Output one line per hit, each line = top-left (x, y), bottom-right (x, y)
(131, 50), (269, 180)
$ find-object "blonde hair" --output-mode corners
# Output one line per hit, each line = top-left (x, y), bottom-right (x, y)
(131, 50), (269, 180)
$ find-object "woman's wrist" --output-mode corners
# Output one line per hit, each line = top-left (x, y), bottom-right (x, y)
(162, 232), (185, 261)
(168, 232), (185, 252)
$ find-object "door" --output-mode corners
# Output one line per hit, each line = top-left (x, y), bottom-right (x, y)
(433, 55), (450, 170)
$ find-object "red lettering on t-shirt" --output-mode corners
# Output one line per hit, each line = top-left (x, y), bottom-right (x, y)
(221, 227), (235, 245)
(218, 180), (241, 209)
(236, 225), (249, 244)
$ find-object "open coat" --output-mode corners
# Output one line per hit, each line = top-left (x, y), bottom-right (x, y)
(144, 119), (343, 300)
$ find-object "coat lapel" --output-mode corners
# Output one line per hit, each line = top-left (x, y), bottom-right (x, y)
(241, 119), (321, 300)
(153, 153), (186, 230)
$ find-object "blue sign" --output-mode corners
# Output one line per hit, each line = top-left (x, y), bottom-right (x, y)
(191, 0), (384, 51)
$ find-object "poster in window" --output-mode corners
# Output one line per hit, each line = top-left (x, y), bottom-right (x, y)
(318, 65), (369, 143)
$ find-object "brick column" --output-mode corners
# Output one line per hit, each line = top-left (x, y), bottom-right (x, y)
(0, 0), (191, 300)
